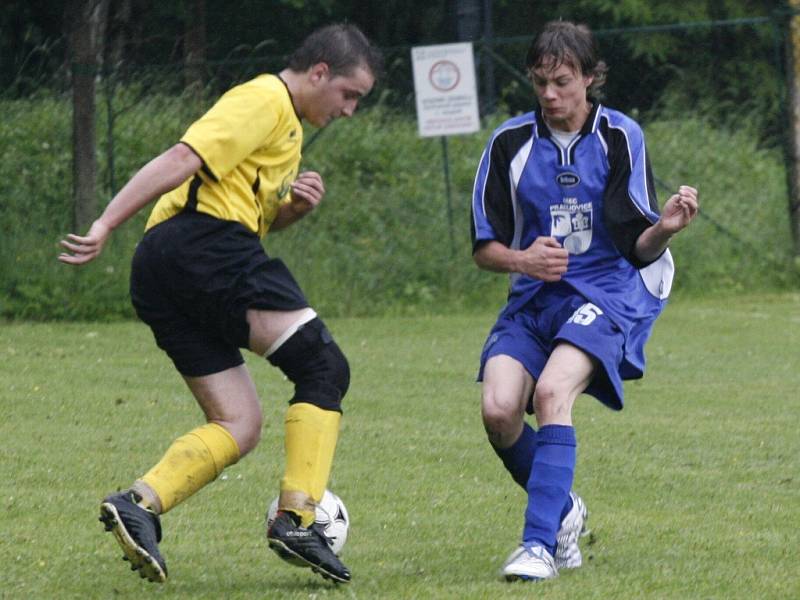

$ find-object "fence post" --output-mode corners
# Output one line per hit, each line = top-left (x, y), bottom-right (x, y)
(441, 136), (456, 256)
(104, 67), (116, 195)
(784, 0), (800, 257)
(67, 0), (107, 233)
(482, 0), (496, 114)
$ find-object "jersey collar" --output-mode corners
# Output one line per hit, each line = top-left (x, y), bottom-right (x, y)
(276, 74), (303, 122)
(534, 99), (602, 139)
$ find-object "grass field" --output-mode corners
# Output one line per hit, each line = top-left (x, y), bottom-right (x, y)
(1, 293), (798, 599)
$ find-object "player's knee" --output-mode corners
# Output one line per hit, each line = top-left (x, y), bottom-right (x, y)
(481, 388), (523, 435)
(219, 407), (262, 457)
(532, 379), (571, 422)
(267, 318), (350, 412)
(237, 416), (263, 456)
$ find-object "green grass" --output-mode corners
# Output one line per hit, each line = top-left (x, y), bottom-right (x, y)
(1, 293), (799, 599)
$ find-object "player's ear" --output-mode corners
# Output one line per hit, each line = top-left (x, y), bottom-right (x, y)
(309, 62), (330, 84)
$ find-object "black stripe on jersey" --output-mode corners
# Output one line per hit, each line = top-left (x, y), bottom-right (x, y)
(251, 167), (262, 195)
(532, 107), (569, 165)
(565, 135), (580, 166)
(534, 103), (600, 166)
(599, 115), (660, 268)
(200, 163), (216, 182)
(472, 121), (534, 250)
(567, 103), (600, 164)
(186, 174), (203, 212)
(277, 75), (303, 122)
(180, 141), (218, 183)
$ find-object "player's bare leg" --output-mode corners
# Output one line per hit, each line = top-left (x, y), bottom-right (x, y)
(249, 308), (351, 583)
(100, 366), (260, 583)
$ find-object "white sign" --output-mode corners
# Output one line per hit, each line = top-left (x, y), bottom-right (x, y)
(411, 42), (480, 137)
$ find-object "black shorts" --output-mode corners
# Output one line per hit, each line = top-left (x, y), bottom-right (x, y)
(130, 211), (308, 376)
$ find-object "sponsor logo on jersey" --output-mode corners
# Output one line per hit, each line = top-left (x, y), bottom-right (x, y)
(550, 196), (593, 254)
(277, 173), (294, 200)
(556, 172), (580, 187)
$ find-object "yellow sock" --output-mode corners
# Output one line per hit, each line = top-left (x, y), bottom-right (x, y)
(140, 422), (240, 514)
(280, 403), (341, 527)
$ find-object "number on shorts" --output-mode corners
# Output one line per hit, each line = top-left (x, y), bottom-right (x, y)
(567, 303), (603, 326)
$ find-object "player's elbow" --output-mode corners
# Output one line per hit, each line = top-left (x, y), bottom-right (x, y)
(473, 241), (495, 270)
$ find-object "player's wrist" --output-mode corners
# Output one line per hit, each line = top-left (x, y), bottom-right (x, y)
(288, 200), (313, 217)
(510, 249), (533, 275)
(94, 217), (115, 234)
(653, 218), (676, 239)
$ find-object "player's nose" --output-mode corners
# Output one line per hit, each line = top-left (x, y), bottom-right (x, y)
(342, 100), (357, 118)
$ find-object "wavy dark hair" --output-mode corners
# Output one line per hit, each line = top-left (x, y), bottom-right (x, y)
(287, 23), (384, 79)
(525, 21), (608, 97)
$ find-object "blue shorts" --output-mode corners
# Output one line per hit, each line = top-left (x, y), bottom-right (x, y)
(478, 284), (625, 410)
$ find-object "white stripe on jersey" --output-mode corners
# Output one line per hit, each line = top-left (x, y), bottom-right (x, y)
(509, 137), (534, 252)
(473, 117), (536, 239)
(471, 147), (488, 238)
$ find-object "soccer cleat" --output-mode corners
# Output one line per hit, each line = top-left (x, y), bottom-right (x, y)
(99, 491), (167, 583)
(501, 543), (558, 581)
(555, 491), (589, 569)
(267, 511), (351, 583)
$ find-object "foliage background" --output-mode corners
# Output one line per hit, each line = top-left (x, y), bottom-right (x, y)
(1, 1), (798, 319)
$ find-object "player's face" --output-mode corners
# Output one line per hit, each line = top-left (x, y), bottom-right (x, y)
(530, 57), (593, 131)
(306, 64), (374, 127)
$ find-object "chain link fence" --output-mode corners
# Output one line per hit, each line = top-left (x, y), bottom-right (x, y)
(1, 16), (798, 319)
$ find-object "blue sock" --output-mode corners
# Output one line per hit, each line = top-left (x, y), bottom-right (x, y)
(522, 424), (576, 555)
(491, 422), (536, 489)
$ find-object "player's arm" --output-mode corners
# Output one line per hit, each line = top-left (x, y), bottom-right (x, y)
(59, 143), (202, 265)
(634, 185), (698, 263)
(603, 120), (669, 268)
(271, 171), (325, 231)
(471, 124), (568, 281)
(474, 238), (568, 282)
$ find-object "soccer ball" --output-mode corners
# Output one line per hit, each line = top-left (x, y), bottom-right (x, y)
(266, 489), (350, 556)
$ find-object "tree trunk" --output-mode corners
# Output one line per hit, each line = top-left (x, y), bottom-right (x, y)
(455, 0), (481, 41)
(66, 0), (109, 233)
(106, 0), (133, 69)
(785, 0), (800, 257)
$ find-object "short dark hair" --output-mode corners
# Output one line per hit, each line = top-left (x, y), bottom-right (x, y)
(526, 21), (607, 96)
(287, 23), (384, 79)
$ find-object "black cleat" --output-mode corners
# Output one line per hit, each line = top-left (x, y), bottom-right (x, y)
(267, 511), (351, 583)
(99, 491), (167, 583)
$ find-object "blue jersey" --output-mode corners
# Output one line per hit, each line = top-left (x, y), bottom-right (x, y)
(471, 103), (675, 379)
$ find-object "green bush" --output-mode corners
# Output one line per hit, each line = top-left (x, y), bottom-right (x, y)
(0, 89), (203, 320)
(0, 91), (796, 321)
(644, 114), (797, 293)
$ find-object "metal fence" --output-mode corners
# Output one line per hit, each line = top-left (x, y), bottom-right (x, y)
(115, 17), (794, 242)
(1, 15), (798, 319)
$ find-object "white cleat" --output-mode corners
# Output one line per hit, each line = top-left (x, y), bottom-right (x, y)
(501, 544), (558, 581)
(555, 491), (589, 569)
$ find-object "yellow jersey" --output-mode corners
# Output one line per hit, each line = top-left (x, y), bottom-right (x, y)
(145, 74), (303, 237)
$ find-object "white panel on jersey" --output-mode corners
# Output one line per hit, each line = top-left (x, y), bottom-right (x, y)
(639, 249), (674, 299)
(509, 138), (533, 252)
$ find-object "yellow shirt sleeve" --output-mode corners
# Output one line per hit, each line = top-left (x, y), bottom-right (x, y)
(181, 80), (281, 180)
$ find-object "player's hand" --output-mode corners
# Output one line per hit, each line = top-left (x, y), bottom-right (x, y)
(659, 185), (698, 234)
(519, 236), (569, 281)
(58, 219), (112, 265)
(289, 171), (325, 216)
